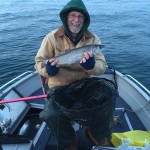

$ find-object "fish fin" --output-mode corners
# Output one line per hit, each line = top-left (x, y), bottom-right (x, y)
(36, 57), (48, 68)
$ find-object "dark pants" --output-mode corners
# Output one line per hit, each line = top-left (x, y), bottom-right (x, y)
(39, 100), (76, 150)
(39, 100), (114, 150)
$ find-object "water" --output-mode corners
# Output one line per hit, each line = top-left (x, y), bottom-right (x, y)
(0, 0), (150, 90)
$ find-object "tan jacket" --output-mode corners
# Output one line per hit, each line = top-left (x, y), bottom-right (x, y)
(34, 26), (106, 87)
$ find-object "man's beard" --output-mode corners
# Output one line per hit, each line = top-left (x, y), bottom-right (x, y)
(67, 22), (83, 34)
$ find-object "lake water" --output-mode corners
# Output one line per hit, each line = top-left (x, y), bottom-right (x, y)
(0, 0), (150, 90)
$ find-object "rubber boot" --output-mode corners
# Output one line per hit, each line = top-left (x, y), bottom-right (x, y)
(65, 136), (79, 150)
(86, 127), (111, 147)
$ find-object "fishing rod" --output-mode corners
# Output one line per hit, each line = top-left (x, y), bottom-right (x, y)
(0, 94), (47, 104)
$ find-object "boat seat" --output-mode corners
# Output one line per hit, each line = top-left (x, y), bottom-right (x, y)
(12, 87), (24, 98)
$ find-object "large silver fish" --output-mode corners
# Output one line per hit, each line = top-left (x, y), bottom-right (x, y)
(37, 44), (104, 68)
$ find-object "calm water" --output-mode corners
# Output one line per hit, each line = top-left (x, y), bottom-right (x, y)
(0, 0), (150, 90)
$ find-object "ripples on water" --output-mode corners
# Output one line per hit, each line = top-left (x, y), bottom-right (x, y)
(0, 0), (150, 90)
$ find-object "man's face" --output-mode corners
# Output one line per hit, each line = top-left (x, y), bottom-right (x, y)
(67, 11), (85, 34)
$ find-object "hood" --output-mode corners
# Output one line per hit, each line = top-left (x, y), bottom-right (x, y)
(59, 0), (90, 44)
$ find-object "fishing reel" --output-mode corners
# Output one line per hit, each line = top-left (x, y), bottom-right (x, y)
(0, 97), (5, 110)
(0, 105), (5, 110)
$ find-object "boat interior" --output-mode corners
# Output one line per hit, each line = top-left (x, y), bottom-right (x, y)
(0, 68), (149, 150)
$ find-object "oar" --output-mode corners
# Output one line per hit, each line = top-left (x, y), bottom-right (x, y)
(0, 94), (47, 104)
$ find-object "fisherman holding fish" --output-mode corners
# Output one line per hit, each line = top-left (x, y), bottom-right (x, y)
(35, 0), (115, 149)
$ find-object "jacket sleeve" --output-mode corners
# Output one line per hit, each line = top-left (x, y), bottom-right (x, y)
(34, 33), (55, 78)
(84, 34), (107, 75)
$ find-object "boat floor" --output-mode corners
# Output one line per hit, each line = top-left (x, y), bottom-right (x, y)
(30, 89), (146, 150)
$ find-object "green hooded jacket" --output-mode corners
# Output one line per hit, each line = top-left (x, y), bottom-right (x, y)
(60, 0), (90, 45)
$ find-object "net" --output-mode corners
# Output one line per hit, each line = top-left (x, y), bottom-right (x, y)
(48, 77), (118, 126)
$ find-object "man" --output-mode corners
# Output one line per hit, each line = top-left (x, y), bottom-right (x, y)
(34, 0), (110, 149)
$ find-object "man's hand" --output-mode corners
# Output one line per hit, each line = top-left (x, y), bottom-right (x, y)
(80, 52), (95, 70)
(46, 58), (59, 76)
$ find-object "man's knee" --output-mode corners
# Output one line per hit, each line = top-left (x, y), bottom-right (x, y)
(39, 100), (59, 122)
(40, 109), (59, 123)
